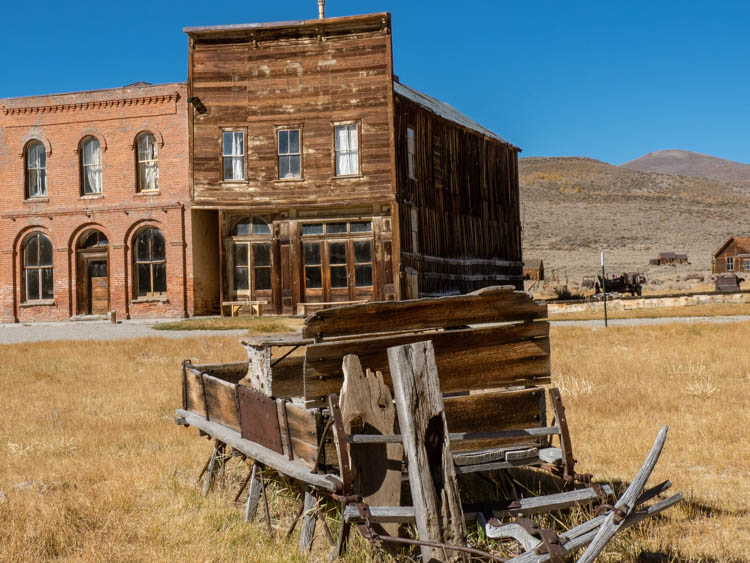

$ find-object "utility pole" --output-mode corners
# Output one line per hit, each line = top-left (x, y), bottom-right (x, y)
(601, 251), (608, 327)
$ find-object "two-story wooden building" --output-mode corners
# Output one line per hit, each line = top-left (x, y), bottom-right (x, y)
(713, 236), (750, 274)
(185, 12), (523, 315)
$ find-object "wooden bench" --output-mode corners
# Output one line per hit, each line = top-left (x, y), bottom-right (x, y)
(221, 299), (268, 317)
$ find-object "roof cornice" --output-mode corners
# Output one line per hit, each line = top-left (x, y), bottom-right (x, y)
(2, 92), (180, 117)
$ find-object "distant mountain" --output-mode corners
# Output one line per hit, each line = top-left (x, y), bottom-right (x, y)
(620, 149), (750, 186)
(519, 156), (749, 289)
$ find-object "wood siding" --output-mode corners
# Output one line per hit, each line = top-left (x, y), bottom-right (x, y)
(713, 237), (750, 274)
(189, 15), (395, 209)
(393, 94), (523, 296)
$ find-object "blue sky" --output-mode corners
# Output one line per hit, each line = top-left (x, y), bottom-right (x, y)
(2, 1), (748, 164)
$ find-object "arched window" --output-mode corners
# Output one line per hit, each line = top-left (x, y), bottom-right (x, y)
(232, 217), (271, 236)
(23, 232), (54, 301)
(80, 136), (102, 194)
(136, 132), (159, 192)
(25, 141), (47, 198)
(134, 228), (166, 297)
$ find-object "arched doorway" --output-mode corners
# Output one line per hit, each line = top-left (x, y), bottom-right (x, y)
(76, 230), (109, 315)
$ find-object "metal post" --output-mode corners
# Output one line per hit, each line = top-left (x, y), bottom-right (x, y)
(601, 251), (608, 328)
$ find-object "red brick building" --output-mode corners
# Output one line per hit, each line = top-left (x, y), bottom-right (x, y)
(0, 82), (212, 322)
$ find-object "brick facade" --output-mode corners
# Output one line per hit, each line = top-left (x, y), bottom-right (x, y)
(0, 82), (200, 322)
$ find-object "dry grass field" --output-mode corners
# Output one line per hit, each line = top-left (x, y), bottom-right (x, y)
(549, 302), (750, 321)
(1, 323), (748, 561)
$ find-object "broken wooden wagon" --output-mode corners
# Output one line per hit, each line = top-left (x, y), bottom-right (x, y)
(175, 287), (681, 560)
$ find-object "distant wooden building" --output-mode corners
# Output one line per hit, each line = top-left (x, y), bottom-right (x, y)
(185, 13), (523, 314)
(649, 252), (688, 265)
(523, 259), (544, 281)
(712, 237), (750, 274)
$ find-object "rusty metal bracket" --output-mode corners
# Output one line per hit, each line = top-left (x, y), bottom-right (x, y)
(313, 417), (334, 474)
(514, 517), (564, 563)
(549, 387), (576, 482)
(594, 503), (627, 523)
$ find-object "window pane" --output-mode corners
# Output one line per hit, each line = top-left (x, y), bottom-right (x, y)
(222, 132), (234, 156)
(233, 132), (244, 155)
(288, 130), (300, 154)
(279, 155), (290, 178)
(39, 235), (53, 266)
(350, 221), (372, 233)
(304, 242), (321, 265)
(42, 268), (54, 299)
(302, 224), (323, 236)
(326, 223), (347, 234)
(234, 266), (249, 290)
(354, 240), (372, 263)
(234, 218), (250, 236)
(136, 232), (150, 262)
(234, 244), (248, 266)
(278, 130), (289, 155)
(330, 266), (347, 288)
(355, 265), (373, 287)
(329, 242), (346, 264)
(289, 155), (301, 177)
(305, 266), (322, 289)
(254, 267), (271, 291)
(26, 269), (40, 300)
(153, 263), (166, 293)
(25, 235), (39, 267)
(137, 264), (151, 296)
(253, 243), (271, 267)
(151, 230), (165, 260)
(252, 218), (271, 235)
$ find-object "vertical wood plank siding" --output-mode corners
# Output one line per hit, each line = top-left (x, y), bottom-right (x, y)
(394, 95), (523, 296)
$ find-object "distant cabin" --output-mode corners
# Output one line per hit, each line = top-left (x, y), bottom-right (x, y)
(649, 252), (688, 266)
(523, 259), (544, 281)
(713, 237), (750, 274)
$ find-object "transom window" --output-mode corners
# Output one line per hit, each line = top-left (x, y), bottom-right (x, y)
(23, 232), (54, 301)
(26, 141), (47, 198)
(81, 136), (102, 194)
(278, 129), (301, 179)
(134, 228), (166, 297)
(334, 124), (359, 176)
(136, 132), (159, 192)
(222, 131), (245, 181)
(232, 217), (271, 236)
(79, 230), (109, 249)
(407, 126), (416, 180)
(301, 221), (372, 236)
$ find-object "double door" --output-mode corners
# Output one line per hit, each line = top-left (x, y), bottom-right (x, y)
(303, 238), (373, 303)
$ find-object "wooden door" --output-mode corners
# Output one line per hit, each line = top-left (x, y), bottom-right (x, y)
(88, 260), (109, 314)
(327, 240), (350, 303)
(302, 241), (324, 304)
(351, 239), (374, 301)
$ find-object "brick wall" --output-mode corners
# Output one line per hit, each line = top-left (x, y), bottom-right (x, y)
(0, 82), (194, 322)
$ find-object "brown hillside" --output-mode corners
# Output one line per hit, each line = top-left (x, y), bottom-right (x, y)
(621, 149), (750, 186)
(519, 157), (750, 290)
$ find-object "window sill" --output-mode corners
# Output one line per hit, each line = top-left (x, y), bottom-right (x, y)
(24, 197), (49, 204)
(20, 299), (55, 308)
(274, 177), (305, 183)
(135, 190), (160, 197)
(333, 174), (363, 180)
(220, 180), (248, 186)
(131, 297), (169, 304)
(79, 194), (104, 200)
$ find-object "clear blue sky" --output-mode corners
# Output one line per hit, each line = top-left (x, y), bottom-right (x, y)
(2, 1), (749, 165)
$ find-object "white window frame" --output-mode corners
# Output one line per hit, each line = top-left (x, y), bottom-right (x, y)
(136, 132), (159, 192)
(727, 257), (734, 271)
(334, 123), (360, 177)
(744, 259), (750, 272)
(81, 137), (102, 195)
(277, 128), (302, 179)
(222, 130), (246, 181)
(26, 141), (47, 198)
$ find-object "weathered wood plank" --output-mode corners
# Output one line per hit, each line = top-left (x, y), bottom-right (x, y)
(304, 323), (550, 406)
(243, 464), (262, 522)
(388, 341), (467, 561)
(203, 374), (241, 430)
(184, 366), (206, 417)
(176, 409), (342, 492)
(339, 356), (402, 537)
(303, 288), (546, 339)
(298, 489), (317, 553)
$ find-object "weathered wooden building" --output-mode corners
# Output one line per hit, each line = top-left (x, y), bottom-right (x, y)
(185, 12), (522, 315)
(712, 237), (750, 274)
(649, 252), (688, 266)
(523, 259), (544, 281)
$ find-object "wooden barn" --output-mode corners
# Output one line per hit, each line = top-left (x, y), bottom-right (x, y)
(649, 252), (688, 266)
(523, 259), (544, 281)
(184, 11), (522, 315)
(712, 237), (750, 274)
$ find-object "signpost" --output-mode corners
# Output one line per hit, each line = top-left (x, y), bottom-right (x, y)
(601, 251), (608, 327)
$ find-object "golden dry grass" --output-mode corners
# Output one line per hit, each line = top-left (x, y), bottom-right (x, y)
(152, 316), (303, 332)
(1, 324), (748, 561)
(549, 302), (750, 321)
